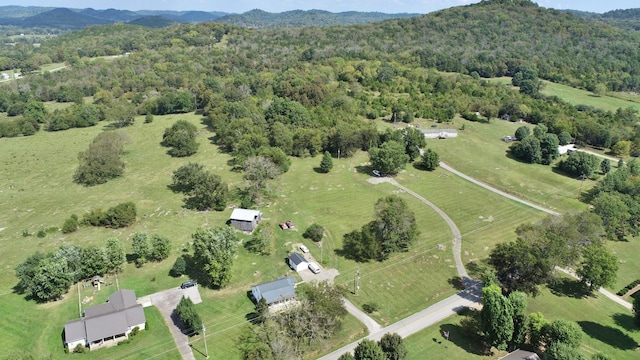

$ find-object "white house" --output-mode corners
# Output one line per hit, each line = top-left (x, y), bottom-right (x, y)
(558, 144), (577, 155)
(421, 129), (458, 139)
(63, 289), (146, 351)
(287, 252), (308, 272)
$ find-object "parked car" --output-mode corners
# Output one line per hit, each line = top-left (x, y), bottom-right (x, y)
(308, 262), (320, 274)
(180, 280), (197, 289)
(372, 169), (381, 177)
(299, 244), (309, 253)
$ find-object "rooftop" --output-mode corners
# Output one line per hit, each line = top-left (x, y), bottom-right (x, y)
(229, 208), (262, 222)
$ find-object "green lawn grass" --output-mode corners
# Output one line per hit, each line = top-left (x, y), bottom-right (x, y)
(417, 118), (591, 213)
(487, 76), (640, 112)
(528, 274), (640, 359)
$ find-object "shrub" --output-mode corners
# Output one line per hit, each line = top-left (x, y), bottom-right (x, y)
(362, 303), (379, 313)
(61, 215), (79, 234)
(103, 202), (136, 228)
(36, 229), (47, 238)
(303, 223), (325, 242)
(144, 114), (154, 123)
(73, 344), (86, 353)
(81, 208), (106, 226)
(170, 256), (187, 277)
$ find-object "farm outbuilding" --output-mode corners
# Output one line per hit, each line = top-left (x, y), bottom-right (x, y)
(251, 277), (297, 305)
(229, 208), (262, 232)
(421, 129), (458, 139)
(288, 252), (308, 272)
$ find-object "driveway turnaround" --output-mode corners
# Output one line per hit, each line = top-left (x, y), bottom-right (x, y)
(138, 285), (202, 360)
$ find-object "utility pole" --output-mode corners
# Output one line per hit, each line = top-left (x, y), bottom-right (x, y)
(354, 267), (360, 295)
(203, 324), (209, 359)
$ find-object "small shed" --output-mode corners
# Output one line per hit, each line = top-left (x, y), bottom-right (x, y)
(558, 144), (577, 155)
(251, 277), (297, 305)
(421, 129), (458, 139)
(229, 208), (262, 232)
(288, 253), (308, 272)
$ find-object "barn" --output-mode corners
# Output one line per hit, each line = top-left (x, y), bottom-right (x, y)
(229, 208), (262, 232)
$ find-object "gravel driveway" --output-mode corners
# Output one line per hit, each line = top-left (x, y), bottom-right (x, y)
(138, 285), (202, 360)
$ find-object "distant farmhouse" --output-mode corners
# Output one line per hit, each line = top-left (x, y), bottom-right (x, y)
(421, 129), (458, 139)
(63, 289), (146, 351)
(251, 277), (297, 306)
(229, 208), (262, 232)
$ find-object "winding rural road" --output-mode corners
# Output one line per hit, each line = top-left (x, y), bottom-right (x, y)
(438, 162), (560, 216)
(439, 162), (633, 310)
(319, 177), (481, 359)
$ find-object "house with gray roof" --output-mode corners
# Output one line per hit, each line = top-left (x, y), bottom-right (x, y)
(229, 208), (262, 232)
(251, 277), (297, 305)
(63, 289), (146, 351)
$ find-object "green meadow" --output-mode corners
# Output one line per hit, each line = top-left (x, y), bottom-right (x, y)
(488, 76), (640, 112)
(1, 95), (639, 359)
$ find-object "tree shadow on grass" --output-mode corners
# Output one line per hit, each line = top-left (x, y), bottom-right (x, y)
(577, 321), (638, 350)
(546, 277), (588, 299)
(612, 312), (637, 331)
(438, 322), (490, 356)
(448, 276), (466, 291)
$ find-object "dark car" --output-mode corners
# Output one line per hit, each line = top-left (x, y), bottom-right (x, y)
(180, 280), (197, 289)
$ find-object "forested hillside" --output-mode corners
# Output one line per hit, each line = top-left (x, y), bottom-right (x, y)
(1, 0), (640, 154)
(215, 9), (419, 28)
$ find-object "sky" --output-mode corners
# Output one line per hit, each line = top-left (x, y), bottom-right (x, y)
(0, 0), (637, 14)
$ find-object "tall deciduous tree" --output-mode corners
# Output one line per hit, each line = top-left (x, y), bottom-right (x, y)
(418, 148), (439, 171)
(488, 238), (552, 295)
(576, 245), (619, 292)
(559, 151), (600, 177)
(372, 195), (418, 260)
(162, 120), (199, 157)
(369, 141), (409, 175)
(73, 131), (130, 186)
(378, 333), (407, 360)
(481, 284), (514, 351)
(150, 234), (171, 261)
(510, 136), (541, 164)
(191, 226), (238, 287)
(354, 339), (385, 360)
(514, 126), (531, 141)
(131, 232), (152, 267)
(171, 163), (228, 211)
(105, 238), (126, 274)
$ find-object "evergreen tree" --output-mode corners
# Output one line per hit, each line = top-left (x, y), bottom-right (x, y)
(319, 151), (334, 173)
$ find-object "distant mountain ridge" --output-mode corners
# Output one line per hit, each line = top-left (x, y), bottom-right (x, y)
(215, 9), (421, 28)
(0, 5), (420, 30)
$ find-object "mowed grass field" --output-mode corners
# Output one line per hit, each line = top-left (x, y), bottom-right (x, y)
(419, 118), (590, 213)
(2, 97), (638, 359)
(487, 76), (640, 112)
(2, 112), (519, 358)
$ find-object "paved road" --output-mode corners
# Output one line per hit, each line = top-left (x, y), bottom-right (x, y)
(138, 286), (202, 360)
(317, 177), (481, 359)
(440, 162), (633, 311)
(319, 290), (479, 359)
(439, 162), (560, 216)
(342, 298), (383, 334)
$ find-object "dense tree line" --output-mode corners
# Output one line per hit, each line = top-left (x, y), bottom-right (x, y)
(15, 239), (126, 302)
(488, 211), (614, 296)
